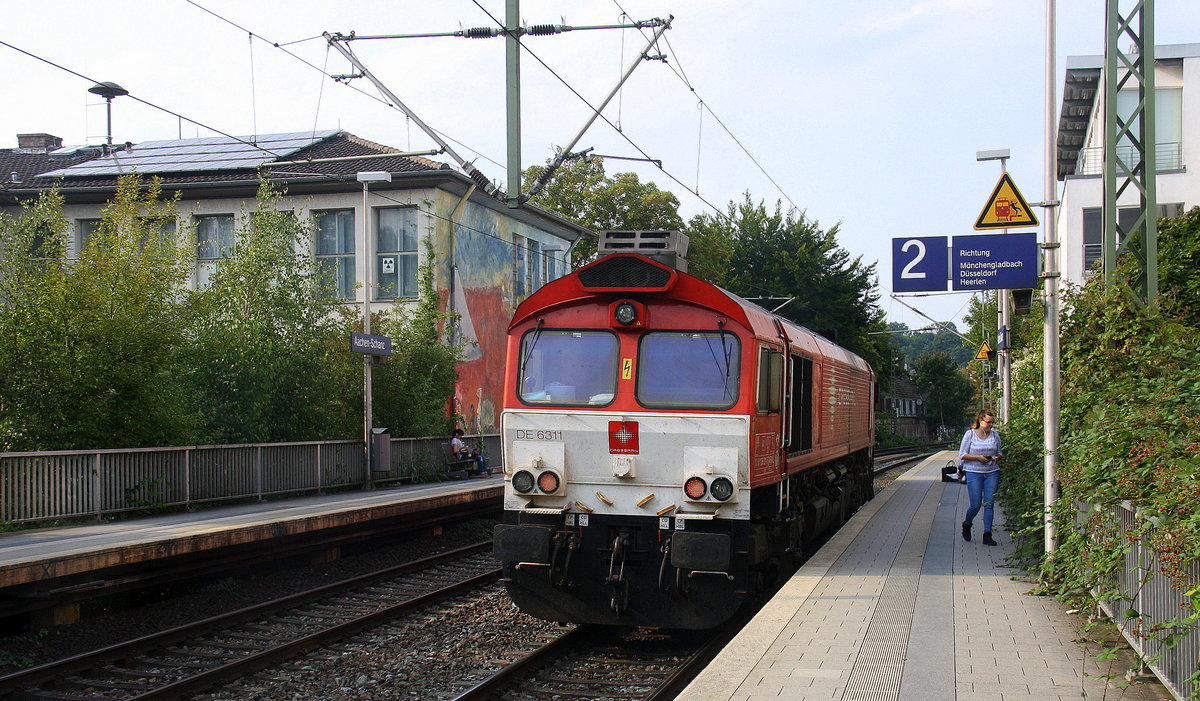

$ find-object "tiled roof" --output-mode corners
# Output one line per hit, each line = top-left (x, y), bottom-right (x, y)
(16, 131), (450, 191)
(0, 149), (96, 189)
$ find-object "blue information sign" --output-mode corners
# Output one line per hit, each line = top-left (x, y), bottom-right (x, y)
(892, 236), (949, 292)
(351, 332), (393, 356)
(951, 233), (1039, 290)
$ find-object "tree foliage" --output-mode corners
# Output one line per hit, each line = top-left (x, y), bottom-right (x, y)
(0, 179), (195, 450)
(912, 350), (975, 432)
(999, 207), (1200, 617)
(685, 194), (890, 371)
(522, 155), (684, 265)
(371, 240), (462, 439)
(0, 178), (462, 451)
(185, 180), (356, 443)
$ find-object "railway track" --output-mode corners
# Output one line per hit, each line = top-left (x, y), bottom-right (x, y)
(452, 623), (738, 701)
(873, 442), (948, 474)
(0, 543), (501, 701)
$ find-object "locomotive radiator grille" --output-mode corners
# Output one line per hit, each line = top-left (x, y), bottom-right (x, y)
(578, 256), (672, 289)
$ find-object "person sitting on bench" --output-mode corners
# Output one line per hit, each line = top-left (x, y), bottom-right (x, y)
(451, 429), (490, 477)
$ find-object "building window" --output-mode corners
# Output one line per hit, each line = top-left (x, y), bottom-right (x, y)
(195, 214), (234, 289)
(527, 239), (542, 292)
(375, 207), (418, 299)
(77, 219), (101, 253)
(314, 209), (355, 300)
(1082, 203), (1183, 274)
(513, 234), (528, 299)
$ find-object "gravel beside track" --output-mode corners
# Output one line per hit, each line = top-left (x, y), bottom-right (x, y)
(201, 585), (562, 700)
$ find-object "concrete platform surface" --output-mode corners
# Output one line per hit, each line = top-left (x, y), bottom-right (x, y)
(0, 479), (501, 589)
(677, 452), (1170, 701)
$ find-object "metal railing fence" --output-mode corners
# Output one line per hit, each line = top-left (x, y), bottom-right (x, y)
(1, 433), (501, 525)
(1090, 501), (1199, 701)
(1074, 141), (1183, 176)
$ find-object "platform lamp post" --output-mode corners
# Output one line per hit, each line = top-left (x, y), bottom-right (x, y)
(976, 148), (1011, 424)
(358, 171), (391, 486)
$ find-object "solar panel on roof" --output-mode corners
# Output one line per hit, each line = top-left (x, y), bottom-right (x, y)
(38, 130), (340, 178)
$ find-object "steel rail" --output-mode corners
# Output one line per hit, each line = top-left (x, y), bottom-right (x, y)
(450, 626), (586, 701)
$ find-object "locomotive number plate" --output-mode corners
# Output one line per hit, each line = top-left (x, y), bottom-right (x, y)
(578, 514), (589, 527)
(659, 517), (670, 530)
(565, 514), (575, 526)
(515, 430), (563, 441)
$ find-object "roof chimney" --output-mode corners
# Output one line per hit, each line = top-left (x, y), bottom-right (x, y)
(17, 133), (64, 151)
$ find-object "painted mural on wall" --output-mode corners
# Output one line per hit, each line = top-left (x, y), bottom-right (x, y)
(433, 193), (572, 435)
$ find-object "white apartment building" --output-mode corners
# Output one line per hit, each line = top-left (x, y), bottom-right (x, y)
(1056, 42), (1198, 288)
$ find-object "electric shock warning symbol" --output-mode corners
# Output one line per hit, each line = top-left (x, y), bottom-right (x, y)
(621, 358), (634, 380)
(975, 172), (1039, 229)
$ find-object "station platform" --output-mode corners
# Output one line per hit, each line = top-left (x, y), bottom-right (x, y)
(0, 478), (500, 623)
(677, 452), (1169, 701)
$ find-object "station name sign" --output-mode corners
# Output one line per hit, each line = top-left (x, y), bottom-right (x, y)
(351, 332), (393, 356)
(892, 232), (1038, 292)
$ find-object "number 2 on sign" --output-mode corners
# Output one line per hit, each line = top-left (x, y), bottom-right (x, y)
(622, 358), (633, 380)
(900, 239), (926, 279)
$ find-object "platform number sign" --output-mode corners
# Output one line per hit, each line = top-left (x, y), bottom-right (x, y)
(892, 236), (949, 292)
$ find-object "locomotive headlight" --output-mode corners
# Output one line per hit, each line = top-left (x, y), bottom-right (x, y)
(710, 476), (735, 501)
(512, 469), (535, 494)
(537, 470), (561, 494)
(614, 301), (638, 326)
(684, 476), (708, 500)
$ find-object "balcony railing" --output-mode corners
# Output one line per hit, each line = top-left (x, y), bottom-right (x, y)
(0, 433), (501, 525)
(1074, 142), (1183, 176)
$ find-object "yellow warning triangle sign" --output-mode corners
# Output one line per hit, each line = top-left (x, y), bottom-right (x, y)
(974, 343), (993, 361)
(975, 172), (1039, 229)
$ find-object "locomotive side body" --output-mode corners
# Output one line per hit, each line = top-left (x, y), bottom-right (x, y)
(494, 254), (875, 629)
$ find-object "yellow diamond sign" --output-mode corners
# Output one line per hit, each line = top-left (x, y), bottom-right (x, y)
(975, 172), (1039, 229)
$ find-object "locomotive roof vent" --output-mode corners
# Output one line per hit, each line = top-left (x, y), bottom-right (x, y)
(597, 230), (689, 273)
(578, 254), (674, 289)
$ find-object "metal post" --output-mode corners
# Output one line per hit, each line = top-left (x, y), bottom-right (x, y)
(362, 180), (373, 487)
(505, 0), (522, 208)
(1103, 0), (1158, 304)
(1043, 0), (1061, 553)
(357, 171), (391, 487)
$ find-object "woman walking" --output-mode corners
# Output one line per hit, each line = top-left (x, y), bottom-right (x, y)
(960, 409), (1002, 546)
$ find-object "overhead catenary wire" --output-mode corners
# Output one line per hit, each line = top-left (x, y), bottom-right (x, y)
(182, 0), (507, 173)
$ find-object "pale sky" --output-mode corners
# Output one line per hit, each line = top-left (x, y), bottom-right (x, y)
(4, 1), (1199, 330)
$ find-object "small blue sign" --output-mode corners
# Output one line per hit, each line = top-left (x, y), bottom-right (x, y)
(892, 236), (949, 292)
(351, 332), (393, 356)
(951, 233), (1039, 290)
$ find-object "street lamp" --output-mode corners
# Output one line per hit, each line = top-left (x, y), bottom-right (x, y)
(357, 171), (391, 485)
(976, 148), (1011, 423)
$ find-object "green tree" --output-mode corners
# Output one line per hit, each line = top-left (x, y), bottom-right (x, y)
(685, 194), (890, 371)
(912, 350), (975, 433)
(522, 154), (684, 265)
(372, 241), (463, 438)
(185, 180), (356, 443)
(0, 178), (195, 450)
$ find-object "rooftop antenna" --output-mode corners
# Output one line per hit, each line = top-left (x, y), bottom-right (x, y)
(88, 81), (128, 153)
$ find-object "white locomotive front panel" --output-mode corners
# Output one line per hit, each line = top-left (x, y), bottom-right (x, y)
(502, 409), (751, 521)
(495, 408), (756, 628)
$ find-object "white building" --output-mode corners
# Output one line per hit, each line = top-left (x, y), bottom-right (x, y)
(1056, 42), (1198, 288)
(1, 130), (591, 433)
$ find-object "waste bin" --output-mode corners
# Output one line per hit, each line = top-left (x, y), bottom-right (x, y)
(371, 427), (391, 474)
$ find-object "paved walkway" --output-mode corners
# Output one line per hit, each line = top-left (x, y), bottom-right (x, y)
(677, 452), (1170, 701)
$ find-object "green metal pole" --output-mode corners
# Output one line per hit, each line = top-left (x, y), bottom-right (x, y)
(506, 0), (522, 208)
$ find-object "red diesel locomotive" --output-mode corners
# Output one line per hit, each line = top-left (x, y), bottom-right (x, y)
(494, 238), (875, 629)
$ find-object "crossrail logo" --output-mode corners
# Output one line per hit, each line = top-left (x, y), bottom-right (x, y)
(609, 421), (640, 454)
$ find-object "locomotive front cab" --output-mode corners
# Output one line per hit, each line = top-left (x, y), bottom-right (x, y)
(495, 254), (763, 628)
